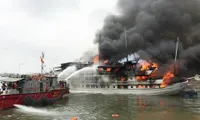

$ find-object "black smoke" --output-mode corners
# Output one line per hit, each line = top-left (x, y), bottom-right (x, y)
(94, 0), (200, 77)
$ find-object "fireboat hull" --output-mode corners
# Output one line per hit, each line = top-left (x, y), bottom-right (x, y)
(69, 81), (188, 95)
(0, 88), (69, 110)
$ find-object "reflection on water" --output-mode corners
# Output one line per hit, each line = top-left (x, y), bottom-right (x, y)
(1, 94), (200, 120)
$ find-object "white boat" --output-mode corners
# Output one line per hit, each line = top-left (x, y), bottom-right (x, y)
(65, 37), (189, 95)
(68, 77), (188, 95)
(69, 83), (187, 95)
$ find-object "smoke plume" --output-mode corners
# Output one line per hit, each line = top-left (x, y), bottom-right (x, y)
(94, 0), (200, 76)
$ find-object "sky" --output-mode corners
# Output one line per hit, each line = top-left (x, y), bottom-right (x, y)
(0, 0), (117, 74)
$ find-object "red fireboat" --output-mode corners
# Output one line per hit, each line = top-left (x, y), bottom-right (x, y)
(0, 75), (69, 110)
(0, 52), (69, 110)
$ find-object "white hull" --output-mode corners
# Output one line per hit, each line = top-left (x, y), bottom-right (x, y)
(69, 81), (188, 95)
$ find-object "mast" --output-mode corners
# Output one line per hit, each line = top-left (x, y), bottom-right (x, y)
(40, 52), (44, 74)
(124, 26), (129, 62)
(99, 33), (101, 61)
(174, 37), (179, 75)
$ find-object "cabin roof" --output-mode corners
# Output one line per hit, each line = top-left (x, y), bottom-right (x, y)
(0, 77), (24, 82)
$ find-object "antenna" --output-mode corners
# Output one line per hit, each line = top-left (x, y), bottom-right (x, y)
(174, 37), (179, 75)
(124, 26), (129, 62)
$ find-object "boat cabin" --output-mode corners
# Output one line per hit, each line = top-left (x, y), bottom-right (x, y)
(0, 77), (23, 95)
(0, 75), (68, 95)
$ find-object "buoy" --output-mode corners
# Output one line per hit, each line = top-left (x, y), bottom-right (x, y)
(70, 116), (77, 120)
(112, 114), (119, 117)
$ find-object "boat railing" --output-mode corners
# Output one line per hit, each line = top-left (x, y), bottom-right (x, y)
(70, 81), (159, 86)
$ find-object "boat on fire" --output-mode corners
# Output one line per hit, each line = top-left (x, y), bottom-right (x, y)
(66, 38), (188, 95)
(67, 61), (188, 95)
(0, 74), (69, 110)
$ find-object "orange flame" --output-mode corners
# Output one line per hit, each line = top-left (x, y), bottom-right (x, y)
(93, 55), (99, 63)
(140, 61), (151, 71)
(136, 76), (148, 81)
(106, 68), (111, 72)
(160, 71), (174, 88)
(149, 62), (159, 78)
(152, 62), (158, 69)
(137, 85), (144, 88)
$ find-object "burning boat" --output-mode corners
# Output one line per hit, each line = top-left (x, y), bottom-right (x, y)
(66, 38), (188, 95)
(67, 61), (188, 95)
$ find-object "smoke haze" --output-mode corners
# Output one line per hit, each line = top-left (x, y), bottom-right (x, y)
(93, 0), (200, 76)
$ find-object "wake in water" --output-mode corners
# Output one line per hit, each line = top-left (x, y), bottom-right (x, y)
(14, 104), (86, 116)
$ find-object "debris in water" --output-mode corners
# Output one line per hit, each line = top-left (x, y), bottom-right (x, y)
(112, 114), (119, 117)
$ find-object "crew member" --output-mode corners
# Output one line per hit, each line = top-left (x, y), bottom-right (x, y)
(2, 83), (7, 95)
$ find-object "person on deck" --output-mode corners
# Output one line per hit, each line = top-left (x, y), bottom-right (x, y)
(2, 83), (6, 91)
(2, 83), (7, 95)
(14, 82), (17, 89)
(0, 87), (2, 95)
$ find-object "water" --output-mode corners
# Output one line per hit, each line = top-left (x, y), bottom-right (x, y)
(57, 65), (77, 80)
(65, 65), (97, 81)
(1, 94), (200, 120)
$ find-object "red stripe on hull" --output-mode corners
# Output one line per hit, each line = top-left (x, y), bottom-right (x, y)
(0, 88), (69, 110)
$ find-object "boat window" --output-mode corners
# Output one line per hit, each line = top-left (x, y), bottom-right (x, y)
(40, 83), (43, 92)
(131, 86), (133, 88)
(113, 86), (115, 88)
(50, 79), (53, 87)
(36, 82), (39, 87)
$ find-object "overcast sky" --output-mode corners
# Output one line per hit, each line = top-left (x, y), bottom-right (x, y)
(0, 0), (117, 74)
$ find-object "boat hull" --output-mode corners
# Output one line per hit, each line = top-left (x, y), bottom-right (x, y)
(0, 88), (69, 110)
(69, 81), (188, 95)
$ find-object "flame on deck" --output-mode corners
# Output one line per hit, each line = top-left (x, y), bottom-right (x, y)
(160, 64), (177, 88)
(136, 61), (159, 81)
(93, 55), (109, 64)
(136, 76), (148, 81)
(93, 55), (99, 63)
(106, 68), (111, 72)
(140, 60), (151, 71)
(149, 62), (159, 78)
(160, 71), (175, 88)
